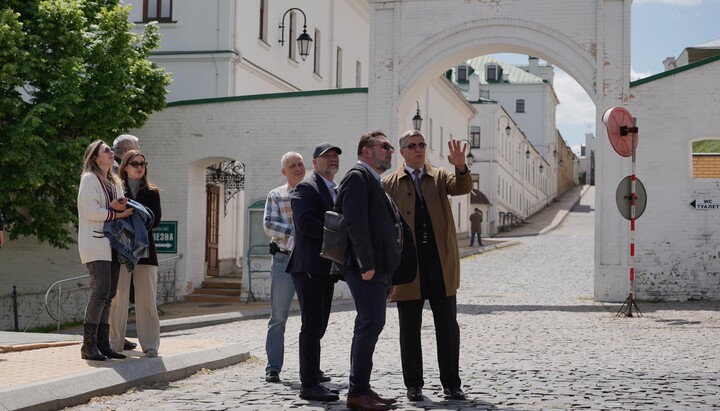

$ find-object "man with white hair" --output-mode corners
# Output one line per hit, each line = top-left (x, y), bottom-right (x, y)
(112, 134), (140, 172)
(263, 151), (306, 383)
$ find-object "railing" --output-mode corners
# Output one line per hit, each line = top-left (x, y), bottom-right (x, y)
(44, 254), (182, 331)
(245, 244), (271, 303)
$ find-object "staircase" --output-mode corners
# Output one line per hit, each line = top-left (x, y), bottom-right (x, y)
(184, 276), (243, 303)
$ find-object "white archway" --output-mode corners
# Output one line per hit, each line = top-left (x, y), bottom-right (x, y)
(369, 0), (633, 301)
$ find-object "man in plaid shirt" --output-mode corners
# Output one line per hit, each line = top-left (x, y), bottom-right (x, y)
(263, 152), (306, 383)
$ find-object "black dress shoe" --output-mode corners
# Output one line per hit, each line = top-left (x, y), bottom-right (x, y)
(299, 384), (340, 402)
(320, 384), (339, 394)
(318, 370), (331, 382)
(123, 339), (137, 350)
(406, 386), (423, 401)
(443, 386), (466, 400)
(265, 371), (280, 383)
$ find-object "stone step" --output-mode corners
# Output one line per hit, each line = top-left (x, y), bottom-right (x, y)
(201, 277), (243, 289)
(192, 288), (242, 296)
(184, 293), (243, 303)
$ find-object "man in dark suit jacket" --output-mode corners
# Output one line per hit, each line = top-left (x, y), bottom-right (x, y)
(335, 131), (403, 411)
(286, 142), (342, 402)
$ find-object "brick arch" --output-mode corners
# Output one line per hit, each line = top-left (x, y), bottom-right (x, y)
(398, 18), (599, 105)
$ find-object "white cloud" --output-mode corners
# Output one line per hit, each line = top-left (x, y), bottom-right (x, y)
(631, 67), (654, 81)
(633, 0), (702, 5)
(554, 72), (595, 128)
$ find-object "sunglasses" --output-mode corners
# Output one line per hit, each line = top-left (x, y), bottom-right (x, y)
(368, 142), (394, 151)
(129, 161), (148, 169)
(403, 142), (427, 150)
(102, 147), (114, 154)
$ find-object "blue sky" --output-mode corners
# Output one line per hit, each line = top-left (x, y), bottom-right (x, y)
(496, 0), (720, 154)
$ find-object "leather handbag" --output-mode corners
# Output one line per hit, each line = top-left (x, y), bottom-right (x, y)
(320, 210), (348, 264)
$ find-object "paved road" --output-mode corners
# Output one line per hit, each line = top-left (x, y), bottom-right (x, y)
(69, 187), (720, 410)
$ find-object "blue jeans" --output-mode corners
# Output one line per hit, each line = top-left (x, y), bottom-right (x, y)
(470, 231), (482, 246)
(265, 252), (295, 373)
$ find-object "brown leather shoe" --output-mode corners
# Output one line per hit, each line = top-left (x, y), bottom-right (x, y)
(368, 389), (397, 405)
(346, 393), (391, 411)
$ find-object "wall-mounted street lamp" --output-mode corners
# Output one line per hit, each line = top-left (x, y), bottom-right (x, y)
(458, 138), (475, 168)
(547, 142), (557, 159)
(498, 115), (511, 137)
(412, 101), (423, 130)
(533, 157), (544, 174)
(518, 140), (530, 159)
(279, 8), (313, 61)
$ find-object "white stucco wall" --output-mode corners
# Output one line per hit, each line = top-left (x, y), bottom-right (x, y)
(628, 59), (720, 301)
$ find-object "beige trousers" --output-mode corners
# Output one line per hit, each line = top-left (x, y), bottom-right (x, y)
(109, 264), (160, 353)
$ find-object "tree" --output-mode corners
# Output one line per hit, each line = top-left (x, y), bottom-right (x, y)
(0, 0), (170, 248)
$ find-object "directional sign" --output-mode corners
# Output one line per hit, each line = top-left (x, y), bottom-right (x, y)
(690, 199), (720, 209)
(153, 221), (177, 254)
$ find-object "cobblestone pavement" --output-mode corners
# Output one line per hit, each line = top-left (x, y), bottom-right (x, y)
(69, 187), (720, 410)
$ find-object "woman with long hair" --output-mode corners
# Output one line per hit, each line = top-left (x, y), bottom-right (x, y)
(77, 140), (133, 361)
(109, 150), (162, 357)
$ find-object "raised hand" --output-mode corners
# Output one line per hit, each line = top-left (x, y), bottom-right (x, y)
(447, 139), (468, 170)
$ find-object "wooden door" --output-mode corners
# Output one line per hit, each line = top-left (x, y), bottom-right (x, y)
(205, 185), (220, 276)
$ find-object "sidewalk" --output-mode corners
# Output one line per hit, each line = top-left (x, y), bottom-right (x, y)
(0, 185), (588, 411)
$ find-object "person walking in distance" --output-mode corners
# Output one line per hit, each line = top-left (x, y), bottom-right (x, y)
(336, 131), (403, 411)
(383, 130), (473, 402)
(77, 140), (133, 361)
(109, 150), (162, 358)
(263, 152), (306, 383)
(469, 208), (484, 246)
(286, 142), (342, 402)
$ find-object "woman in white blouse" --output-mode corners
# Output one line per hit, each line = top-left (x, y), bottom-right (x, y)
(77, 140), (133, 361)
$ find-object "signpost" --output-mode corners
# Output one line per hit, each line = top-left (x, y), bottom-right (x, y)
(154, 221), (178, 254)
(690, 199), (720, 209)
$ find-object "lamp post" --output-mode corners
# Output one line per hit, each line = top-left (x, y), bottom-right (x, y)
(498, 115), (511, 137)
(458, 138), (475, 168)
(547, 142), (557, 159)
(518, 140), (530, 159)
(279, 8), (313, 61)
(412, 101), (423, 131)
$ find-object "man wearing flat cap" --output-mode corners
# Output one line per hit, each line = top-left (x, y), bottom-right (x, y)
(287, 142), (343, 402)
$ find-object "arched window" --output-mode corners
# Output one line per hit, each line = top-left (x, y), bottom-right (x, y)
(692, 139), (720, 178)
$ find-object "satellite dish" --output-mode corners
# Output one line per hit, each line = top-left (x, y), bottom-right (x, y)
(602, 107), (638, 157)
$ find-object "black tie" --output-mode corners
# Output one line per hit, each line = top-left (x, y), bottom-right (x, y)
(412, 169), (424, 201)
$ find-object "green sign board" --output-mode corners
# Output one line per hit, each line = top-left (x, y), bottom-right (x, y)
(154, 221), (177, 254)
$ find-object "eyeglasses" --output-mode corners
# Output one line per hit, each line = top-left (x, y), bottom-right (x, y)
(403, 142), (427, 150)
(102, 147), (114, 153)
(129, 161), (148, 169)
(367, 142), (394, 151)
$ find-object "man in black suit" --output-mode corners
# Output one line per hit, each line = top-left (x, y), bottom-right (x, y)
(335, 131), (403, 411)
(287, 142), (342, 402)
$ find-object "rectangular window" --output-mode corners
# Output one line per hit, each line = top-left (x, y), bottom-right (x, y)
(336, 47), (343, 88)
(288, 11), (296, 60)
(471, 173), (479, 191)
(356, 61), (362, 87)
(440, 127), (444, 156)
(144, 0), (173, 22)
(470, 126), (481, 148)
(486, 64), (497, 81)
(516, 99), (525, 113)
(313, 29), (321, 75)
(457, 65), (468, 82)
(428, 118), (433, 148)
(258, 0), (268, 42)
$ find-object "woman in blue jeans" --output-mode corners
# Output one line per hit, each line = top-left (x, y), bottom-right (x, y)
(77, 140), (133, 361)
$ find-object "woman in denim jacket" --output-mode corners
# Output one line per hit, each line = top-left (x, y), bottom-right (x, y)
(77, 140), (133, 361)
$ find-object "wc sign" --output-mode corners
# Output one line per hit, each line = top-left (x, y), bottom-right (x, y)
(153, 221), (178, 253)
(690, 199), (720, 209)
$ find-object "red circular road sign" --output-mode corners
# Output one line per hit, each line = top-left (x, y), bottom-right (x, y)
(602, 107), (638, 157)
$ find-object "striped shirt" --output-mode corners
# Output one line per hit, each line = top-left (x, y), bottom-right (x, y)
(263, 183), (294, 250)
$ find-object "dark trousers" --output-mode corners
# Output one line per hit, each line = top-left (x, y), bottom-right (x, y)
(291, 271), (335, 387)
(470, 230), (482, 245)
(344, 269), (391, 396)
(84, 249), (121, 325)
(397, 294), (461, 390)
